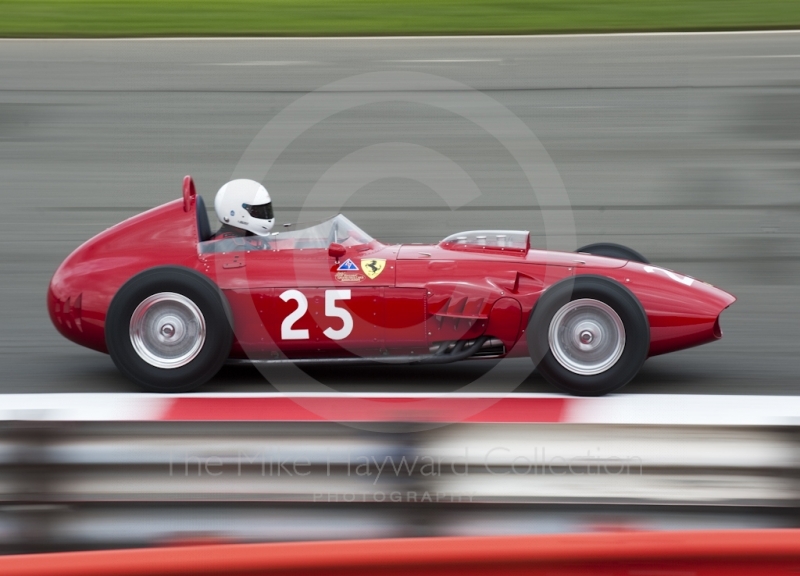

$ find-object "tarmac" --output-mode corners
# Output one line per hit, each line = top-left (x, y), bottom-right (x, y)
(1, 32), (799, 393)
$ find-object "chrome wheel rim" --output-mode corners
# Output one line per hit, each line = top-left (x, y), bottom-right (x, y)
(129, 292), (206, 369)
(548, 298), (625, 376)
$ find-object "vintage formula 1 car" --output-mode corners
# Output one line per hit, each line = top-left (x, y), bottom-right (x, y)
(48, 177), (735, 395)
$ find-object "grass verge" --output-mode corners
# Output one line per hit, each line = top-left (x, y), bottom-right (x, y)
(1, 0), (799, 37)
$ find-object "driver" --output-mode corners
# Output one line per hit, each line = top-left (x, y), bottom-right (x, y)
(213, 179), (275, 240)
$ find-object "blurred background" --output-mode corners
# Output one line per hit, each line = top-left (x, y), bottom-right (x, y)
(1, 0), (800, 556)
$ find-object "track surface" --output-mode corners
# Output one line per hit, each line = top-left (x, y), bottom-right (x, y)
(1, 32), (799, 394)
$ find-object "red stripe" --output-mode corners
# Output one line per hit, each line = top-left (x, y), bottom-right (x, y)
(3, 530), (800, 576)
(161, 396), (567, 423)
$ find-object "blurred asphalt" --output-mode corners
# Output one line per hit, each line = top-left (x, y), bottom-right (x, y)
(1, 32), (799, 394)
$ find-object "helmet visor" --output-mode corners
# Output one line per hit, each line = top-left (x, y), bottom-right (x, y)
(243, 202), (274, 220)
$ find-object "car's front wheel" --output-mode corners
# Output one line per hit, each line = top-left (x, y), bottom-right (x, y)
(105, 267), (232, 392)
(527, 276), (649, 396)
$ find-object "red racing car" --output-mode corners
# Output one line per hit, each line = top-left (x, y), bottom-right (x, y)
(48, 177), (736, 395)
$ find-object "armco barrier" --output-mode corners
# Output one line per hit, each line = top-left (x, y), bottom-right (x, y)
(1, 530), (800, 575)
(1, 393), (799, 552)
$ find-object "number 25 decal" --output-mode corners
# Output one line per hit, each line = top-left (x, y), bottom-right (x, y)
(279, 289), (353, 341)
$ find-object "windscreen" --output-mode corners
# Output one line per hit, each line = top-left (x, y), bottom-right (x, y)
(199, 214), (374, 253)
(272, 214), (374, 248)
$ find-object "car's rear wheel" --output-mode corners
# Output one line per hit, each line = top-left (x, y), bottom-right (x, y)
(577, 243), (650, 264)
(527, 275), (649, 396)
(106, 267), (232, 393)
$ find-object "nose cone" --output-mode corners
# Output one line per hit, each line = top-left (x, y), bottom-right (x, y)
(693, 281), (736, 343)
(690, 277), (737, 312)
(629, 262), (736, 313)
(623, 262), (736, 356)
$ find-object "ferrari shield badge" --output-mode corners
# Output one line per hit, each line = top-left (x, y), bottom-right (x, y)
(361, 258), (386, 279)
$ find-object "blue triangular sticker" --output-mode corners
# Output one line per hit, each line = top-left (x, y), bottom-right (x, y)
(337, 259), (358, 271)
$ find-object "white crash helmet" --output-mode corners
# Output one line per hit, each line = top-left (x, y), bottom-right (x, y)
(214, 179), (275, 236)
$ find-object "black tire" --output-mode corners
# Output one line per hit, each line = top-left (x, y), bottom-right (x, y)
(106, 267), (233, 393)
(527, 275), (649, 396)
(577, 243), (650, 264)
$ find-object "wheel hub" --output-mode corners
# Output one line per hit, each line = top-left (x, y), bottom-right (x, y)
(129, 293), (206, 369)
(576, 324), (599, 348)
(548, 298), (625, 376)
